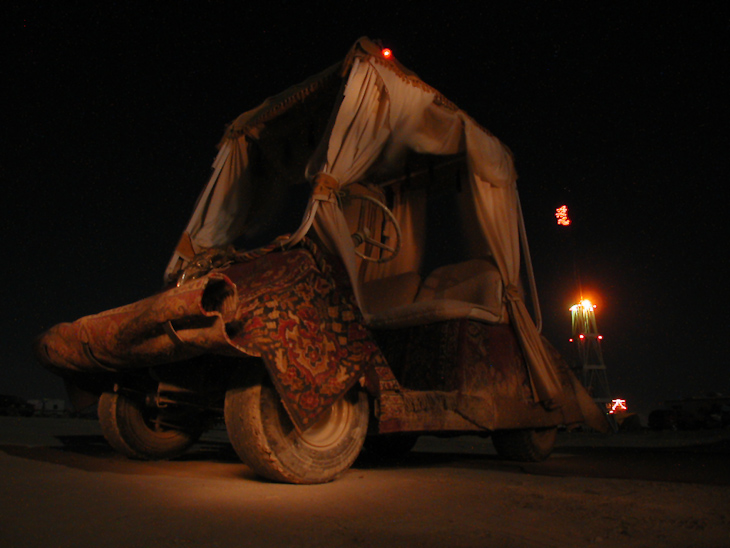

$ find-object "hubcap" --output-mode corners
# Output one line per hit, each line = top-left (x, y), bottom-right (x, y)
(299, 398), (351, 449)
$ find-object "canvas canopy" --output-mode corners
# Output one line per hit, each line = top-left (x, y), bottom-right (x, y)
(165, 37), (566, 408)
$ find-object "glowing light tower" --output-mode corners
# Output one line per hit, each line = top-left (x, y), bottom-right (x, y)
(569, 299), (611, 408)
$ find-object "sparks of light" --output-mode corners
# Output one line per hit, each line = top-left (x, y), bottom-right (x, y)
(609, 398), (627, 414)
(381, 48), (393, 59)
(555, 205), (571, 226)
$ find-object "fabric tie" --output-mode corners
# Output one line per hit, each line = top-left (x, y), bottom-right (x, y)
(504, 284), (521, 302)
(312, 172), (339, 202)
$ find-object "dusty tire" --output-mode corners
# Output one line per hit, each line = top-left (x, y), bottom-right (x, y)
(98, 392), (203, 460)
(224, 370), (369, 484)
(492, 427), (557, 462)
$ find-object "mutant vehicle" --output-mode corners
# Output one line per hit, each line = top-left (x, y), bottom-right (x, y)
(36, 37), (609, 484)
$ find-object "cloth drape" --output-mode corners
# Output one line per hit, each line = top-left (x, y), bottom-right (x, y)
(465, 155), (565, 407)
(164, 38), (566, 407)
(305, 52), (564, 406)
(165, 63), (341, 279)
(305, 58), (396, 305)
(304, 56), (464, 307)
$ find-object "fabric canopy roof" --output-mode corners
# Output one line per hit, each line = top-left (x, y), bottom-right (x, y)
(164, 37), (566, 409)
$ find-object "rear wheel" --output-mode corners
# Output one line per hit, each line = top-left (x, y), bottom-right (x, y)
(98, 391), (204, 460)
(224, 369), (369, 484)
(491, 427), (557, 462)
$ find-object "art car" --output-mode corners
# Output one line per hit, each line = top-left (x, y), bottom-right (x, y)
(36, 37), (609, 484)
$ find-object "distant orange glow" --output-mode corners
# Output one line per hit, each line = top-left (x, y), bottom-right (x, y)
(570, 299), (596, 312)
(381, 48), (393, 59)
(555, 205), (571, 226)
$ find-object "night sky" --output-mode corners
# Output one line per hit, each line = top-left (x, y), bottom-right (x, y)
(6, 3), (728, 415)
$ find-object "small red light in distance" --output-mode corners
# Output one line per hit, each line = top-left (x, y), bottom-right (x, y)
(609, 399), (627, 414)
(555, 205), (571, 226)
(382, 48), (393, 59)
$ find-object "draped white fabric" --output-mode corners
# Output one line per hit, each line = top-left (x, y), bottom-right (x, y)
(164, 38), (566, 407)
(164, 139), (247, 276)
(164, 63), (340, 276)
(464, 152), (565, 407)
(305, 58), (395, 304)
(187, 139), (251, 248)
(307, 53), (565, 406)
(305, 56), (464, 305)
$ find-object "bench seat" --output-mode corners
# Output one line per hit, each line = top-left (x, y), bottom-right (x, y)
(362, 259), (505, 329)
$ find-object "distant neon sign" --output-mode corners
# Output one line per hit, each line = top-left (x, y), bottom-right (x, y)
(555, 205), (571, 226)
(609, 399), (627, 414)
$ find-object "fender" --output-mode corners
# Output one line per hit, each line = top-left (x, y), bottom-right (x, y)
(221, 245), (383, 431)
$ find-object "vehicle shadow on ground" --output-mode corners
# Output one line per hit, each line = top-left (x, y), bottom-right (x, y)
(540, 437), (730, 486)
(0, 435), (523, 483)
(0, 433), (250, 480)
(3, 431), (729, 485)
(353, 435), (730, 486)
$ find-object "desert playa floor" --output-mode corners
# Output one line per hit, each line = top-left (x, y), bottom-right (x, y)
(1, 417), (729, 548)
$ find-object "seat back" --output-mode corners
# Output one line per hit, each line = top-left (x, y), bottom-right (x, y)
(363, 260), (504, 329)
(415, 259), (502, 310)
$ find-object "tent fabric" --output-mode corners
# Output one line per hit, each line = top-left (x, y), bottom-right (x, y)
(163, 37), (565, 408)
(164, 63), (342, 276)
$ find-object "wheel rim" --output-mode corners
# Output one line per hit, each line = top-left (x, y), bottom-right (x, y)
(133, 398), (197, 441)
(298, 397), (351, 449)
(98, 392), (203, 460)
(141, 417), (183, 439)
(132, 401), (181, 439)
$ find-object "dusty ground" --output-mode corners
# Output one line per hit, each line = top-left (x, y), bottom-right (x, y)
(1, 417), (729, 548)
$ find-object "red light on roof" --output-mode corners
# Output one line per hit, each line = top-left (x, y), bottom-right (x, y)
(579, 334), (585, 339)
(598, 335), (603, 340)
(381, 48), (393, 59)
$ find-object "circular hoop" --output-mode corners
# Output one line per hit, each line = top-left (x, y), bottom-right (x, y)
(348, 194), (402, 263)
